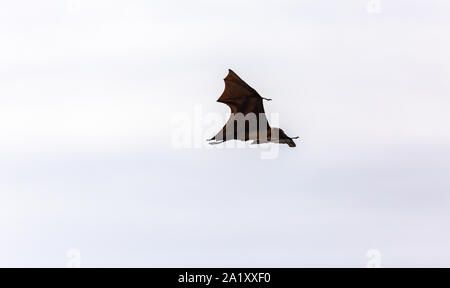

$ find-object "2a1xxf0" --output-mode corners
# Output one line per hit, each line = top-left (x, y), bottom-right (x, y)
(222, 272), (271, 283)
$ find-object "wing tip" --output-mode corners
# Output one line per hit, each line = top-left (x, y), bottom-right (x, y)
(225, 69), (235, 79)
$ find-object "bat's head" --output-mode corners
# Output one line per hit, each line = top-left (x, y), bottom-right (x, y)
(270, 128), (297, 147)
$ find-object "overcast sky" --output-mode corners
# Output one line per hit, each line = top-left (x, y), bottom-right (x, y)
(1, 0), (450, 267)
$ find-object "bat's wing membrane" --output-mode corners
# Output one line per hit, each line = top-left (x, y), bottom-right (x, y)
(217, 69), (265, 115)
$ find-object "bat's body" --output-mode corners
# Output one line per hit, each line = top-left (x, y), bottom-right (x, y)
(209, 69), (298, 147)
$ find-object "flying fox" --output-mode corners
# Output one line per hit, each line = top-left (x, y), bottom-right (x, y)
(208, 69), (298, 147)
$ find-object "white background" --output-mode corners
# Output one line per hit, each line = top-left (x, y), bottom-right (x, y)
(1, 0), (449, 267)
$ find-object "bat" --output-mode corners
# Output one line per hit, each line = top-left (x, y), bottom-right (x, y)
(208, 69), (298, 147)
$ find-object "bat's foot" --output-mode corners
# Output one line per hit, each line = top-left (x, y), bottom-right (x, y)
(287, 140), (296, 147)
(209, 141), (224, 145)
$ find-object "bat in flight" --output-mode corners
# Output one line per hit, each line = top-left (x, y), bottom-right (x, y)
(208, 69), (299, 147)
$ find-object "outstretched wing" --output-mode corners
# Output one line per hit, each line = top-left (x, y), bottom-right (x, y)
(210, 69), (271, 142)
(217, 69), (267, 115)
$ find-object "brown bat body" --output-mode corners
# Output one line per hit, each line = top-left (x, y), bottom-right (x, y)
(208, 69), (298, 147)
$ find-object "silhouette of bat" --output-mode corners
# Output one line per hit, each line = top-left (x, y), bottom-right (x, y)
(208, 69), (298, 147)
